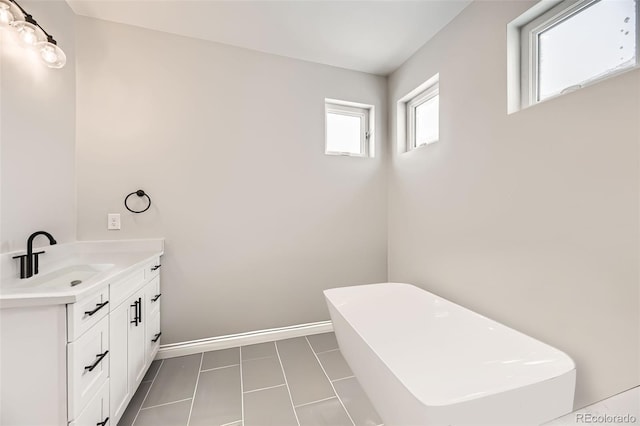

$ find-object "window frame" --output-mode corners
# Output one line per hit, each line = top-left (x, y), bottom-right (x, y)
(520, 0), (640, 107)
(406, 83), (440, 150)
(324, 100), (373, 157)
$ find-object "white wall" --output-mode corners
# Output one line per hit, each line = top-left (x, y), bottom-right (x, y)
(0, 0), (76, 253)
(387, 0), (639, 409)
(75, 17), (388, 344)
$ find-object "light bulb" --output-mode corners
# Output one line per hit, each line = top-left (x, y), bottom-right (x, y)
(11, 16), (44, 46)
(36, 40), (66, 68)
(0, 1), (14, 26)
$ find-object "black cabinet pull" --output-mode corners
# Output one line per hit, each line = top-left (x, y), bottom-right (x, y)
(137, 297), (142, 323)
(96, 416), (109, 426)
(84, 350), (109, 372)
(151, 332), (162, 343)
(85, 301), (109, 316)
(130, 301), (139, 325)
(151, 293), (162, 302)
(151, 264), (161, 271)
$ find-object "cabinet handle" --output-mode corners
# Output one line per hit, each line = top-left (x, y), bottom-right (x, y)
(151, 332), (162, 343)
(84, 301), (109, 316)
(130, 300), (139, 325)
(137, 297), (142, 323)
(151, 264), (161, 271)
(96, 416), (109, 426)
(151, 293), (162, 302)
(84, 350), (109, 372)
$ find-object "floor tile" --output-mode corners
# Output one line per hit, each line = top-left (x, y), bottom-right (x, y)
(242, 356), (285, 391)
(142, 360), (162, 383)
(189, 365), (242, 426)
(142, 354), (201, 408)
(244, 385), (298, 426)
(334, 377), (382, 426)
(317, 350), (353, 381)
(296, 398), (353, 426)
(202, 347), (240, 370)
(134, 399), (191, 426)
(117, 381), (151, 426)
(307, 333), (339, 353)
(277, 337), (334, 406)
(242, 342), (277, 361)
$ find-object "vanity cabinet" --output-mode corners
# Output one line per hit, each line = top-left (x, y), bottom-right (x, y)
(109, 258), (162, 425)
(0, 253), (162, 426)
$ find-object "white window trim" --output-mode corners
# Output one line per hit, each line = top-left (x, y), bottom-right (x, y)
(324, 99), (374, 157)
(406, 83), (440, 150)
(515, 0), (640, 110)
(396, 73), (440, 153)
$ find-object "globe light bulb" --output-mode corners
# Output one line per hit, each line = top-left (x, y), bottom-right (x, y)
(36, 39), (66, 68)
(0, 1), (14, 26)
(11, 15), (44, 46)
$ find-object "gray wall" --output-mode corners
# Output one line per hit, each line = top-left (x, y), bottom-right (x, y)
(75, 17), (388, 344)
(0, 0), (76, 253)
(387, 0), (639, 409)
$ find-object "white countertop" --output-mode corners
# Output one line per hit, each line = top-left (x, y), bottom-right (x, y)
(0, 239), (164, 308)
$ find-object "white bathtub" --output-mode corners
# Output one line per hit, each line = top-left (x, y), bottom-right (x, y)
(324, 283), (576, 426)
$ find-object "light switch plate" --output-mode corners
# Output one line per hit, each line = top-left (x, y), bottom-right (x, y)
(108, 213), (121, 230)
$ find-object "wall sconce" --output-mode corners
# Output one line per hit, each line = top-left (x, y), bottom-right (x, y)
(0, 0), (66, 68)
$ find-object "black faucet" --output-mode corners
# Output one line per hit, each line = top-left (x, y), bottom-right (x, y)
(12, 231), (57, 279)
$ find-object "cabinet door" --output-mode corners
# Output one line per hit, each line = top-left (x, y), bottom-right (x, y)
(128, 287), (147, 389)
(109, 301), (131, 423)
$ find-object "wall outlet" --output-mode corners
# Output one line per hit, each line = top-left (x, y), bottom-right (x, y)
(108, 213), (121, 230)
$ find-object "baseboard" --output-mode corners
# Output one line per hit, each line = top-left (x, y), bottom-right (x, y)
(156, 320), (334, 360)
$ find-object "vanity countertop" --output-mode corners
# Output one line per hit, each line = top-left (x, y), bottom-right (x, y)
(0, 239), (164, 308)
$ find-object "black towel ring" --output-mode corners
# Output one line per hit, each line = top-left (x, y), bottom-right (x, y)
(124, 189), (152, 213)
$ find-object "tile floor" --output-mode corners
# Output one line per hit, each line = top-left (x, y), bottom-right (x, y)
(118, 332), (383, 426)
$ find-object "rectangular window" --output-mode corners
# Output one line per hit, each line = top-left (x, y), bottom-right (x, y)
(325, 100), (373, 157)
(407, 84), (440, 149)
(397, 74), (440, 153)
(516, 0), (639, 108)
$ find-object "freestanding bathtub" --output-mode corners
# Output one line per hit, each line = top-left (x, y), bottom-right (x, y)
(324, 283), (576, 426)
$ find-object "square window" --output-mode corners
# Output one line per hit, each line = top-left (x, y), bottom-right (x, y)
(325, 100), (373, 157)
(513, 0), (639, 109)
(400, 77), (440, 152)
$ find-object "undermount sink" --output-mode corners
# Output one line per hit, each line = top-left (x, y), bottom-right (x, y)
(21, 264), (115, 290)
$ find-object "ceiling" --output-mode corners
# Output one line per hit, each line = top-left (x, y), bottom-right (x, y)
(65, 0), (471, 76)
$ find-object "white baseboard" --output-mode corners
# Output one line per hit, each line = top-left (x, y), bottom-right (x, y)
(156, 320), (334, 360)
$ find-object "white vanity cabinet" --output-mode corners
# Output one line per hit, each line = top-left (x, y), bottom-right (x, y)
(109, 257), (162, 425)
(0, 250), (162, 426)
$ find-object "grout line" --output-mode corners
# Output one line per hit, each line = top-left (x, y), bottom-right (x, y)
(331, 375), (355, 383)
(200, 363), (240, 373)
(220, 421), (242, 426)
(243, 384), (287, 394)
(186, 352), (204, 425)
(294, 396), (337, 408)
(139, 397), (193, 411)
(314, 348), (340, 355)
(305, 336), (356, 426)
(239, 346), (245, 426)
(132, 359), (164, 426)
(275, 341), (301, 426)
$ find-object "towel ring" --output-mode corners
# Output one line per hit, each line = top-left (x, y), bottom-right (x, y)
(124, 190), (152, 213)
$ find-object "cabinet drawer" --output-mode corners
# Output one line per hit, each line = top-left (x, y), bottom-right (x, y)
(67, 287), (110, 342)
(68, 316), (110, 420)
(146, 310), (161, 363)
(70, 378), (110, 426)
(144, 256), (162, 281)
(144, 276), (161, 319)
(110, 268), (145, 309)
